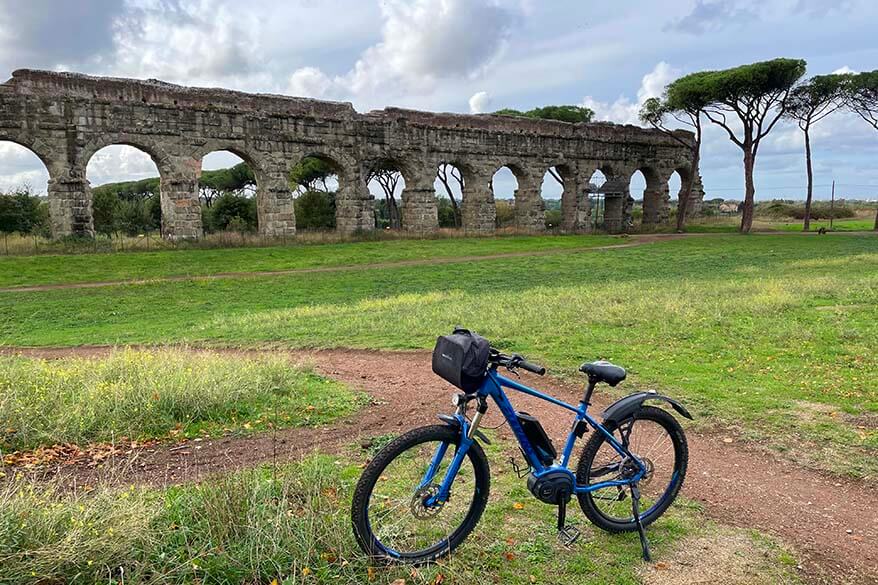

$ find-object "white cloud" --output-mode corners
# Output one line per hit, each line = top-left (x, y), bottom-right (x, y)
(468, 91), (492, 114)
(287, 67), (335, 99)
(832, 65), (856, 74)
(286, 0), (517, 106)
(85, 145), (158, 187)
(582, 61), (680, 125)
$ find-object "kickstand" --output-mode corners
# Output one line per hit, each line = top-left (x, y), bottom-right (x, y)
(631, 483), (652, 562)
(556, 494), (580, 546)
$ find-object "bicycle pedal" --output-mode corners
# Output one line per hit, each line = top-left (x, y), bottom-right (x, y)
(558, 525), (581, 547)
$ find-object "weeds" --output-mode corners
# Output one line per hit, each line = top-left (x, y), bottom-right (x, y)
(0, 349), (364, 452)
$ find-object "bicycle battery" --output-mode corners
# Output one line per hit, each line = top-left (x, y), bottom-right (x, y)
(516, 411), (557, 466)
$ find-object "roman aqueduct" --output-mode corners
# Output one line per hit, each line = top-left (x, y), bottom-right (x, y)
(0, 69), (703, 239)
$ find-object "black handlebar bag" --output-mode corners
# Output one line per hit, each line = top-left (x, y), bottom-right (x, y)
(432, 328), (491, 392)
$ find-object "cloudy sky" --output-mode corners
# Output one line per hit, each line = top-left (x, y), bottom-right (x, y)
(1, 0), (877, 201)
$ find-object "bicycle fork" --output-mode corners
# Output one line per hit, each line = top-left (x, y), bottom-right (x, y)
(422, 398), (487, 506)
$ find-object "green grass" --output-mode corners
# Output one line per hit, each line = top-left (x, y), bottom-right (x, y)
(0, 234), (619, 288)
(0, 440), (799, 585)
(0, 349), (364, 452)
(1, 234), (876, 477)
(774, 218), (876, 232)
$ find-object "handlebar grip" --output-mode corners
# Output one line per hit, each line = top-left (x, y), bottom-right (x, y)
(519, 360), (546, 376)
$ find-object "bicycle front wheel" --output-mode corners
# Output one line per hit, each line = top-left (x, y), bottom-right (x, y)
(351, 425), (490, 564)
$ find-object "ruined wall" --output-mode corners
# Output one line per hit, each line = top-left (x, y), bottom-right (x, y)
(0, 70), (701, 239)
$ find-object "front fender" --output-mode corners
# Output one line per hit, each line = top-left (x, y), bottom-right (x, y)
(437, 414), (492, 444)
(602, 391), (693, 426)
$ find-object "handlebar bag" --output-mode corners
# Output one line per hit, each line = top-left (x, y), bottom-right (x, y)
(432, 327), (491, 392)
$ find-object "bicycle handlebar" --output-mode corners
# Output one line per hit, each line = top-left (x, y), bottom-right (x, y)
(489, 349), (546, 376)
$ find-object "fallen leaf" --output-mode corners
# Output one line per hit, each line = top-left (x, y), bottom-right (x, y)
(512, 502), (525, 510)
(503, 551), (516, 561)
(655, 561), (669, 570)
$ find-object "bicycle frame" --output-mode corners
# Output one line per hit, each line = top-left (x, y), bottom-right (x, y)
(422, 367), (646, 504)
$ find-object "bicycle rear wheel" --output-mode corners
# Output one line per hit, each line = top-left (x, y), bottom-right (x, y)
(576, 406), (688, 532)
(351, 425), (490, 563)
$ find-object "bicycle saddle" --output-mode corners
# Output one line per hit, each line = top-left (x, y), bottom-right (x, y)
(579, 360), (626, 386)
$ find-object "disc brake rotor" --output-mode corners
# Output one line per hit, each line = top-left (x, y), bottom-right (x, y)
(410, 485), (445, 519)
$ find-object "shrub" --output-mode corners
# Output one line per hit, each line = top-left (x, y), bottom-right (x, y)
(295, 190), (336, 230)
(207, 193), (257, 233)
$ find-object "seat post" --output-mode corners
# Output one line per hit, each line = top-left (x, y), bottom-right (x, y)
(582, 377), (598, 405)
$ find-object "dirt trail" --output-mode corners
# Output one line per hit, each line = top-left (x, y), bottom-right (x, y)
(0, 233), (700, 293)
(3, 346), (876, 584)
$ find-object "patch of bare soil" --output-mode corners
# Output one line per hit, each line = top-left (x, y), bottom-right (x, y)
(3, 346), (876, 584)
(639, 527), (798, 585)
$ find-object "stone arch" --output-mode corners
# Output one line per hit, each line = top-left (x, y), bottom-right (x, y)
(196, 149), (259, 234)
(670, 164), (704, 219)
(490, 163), (521, 229)
(364, 157), (407, 230)
(85, 143), (165, 237)
(292, 149), (372, 234)
(492, 161), (544, 231)
(585, 164), (630, 233)
(434, 159), (470, 229)
(0, 133), (93, 237)
(0, 134), (57, 176)
(633, 166), (667, 229)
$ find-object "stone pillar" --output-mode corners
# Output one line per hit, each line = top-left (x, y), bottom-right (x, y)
(602, 175), (629, 234)
(401, 170), (439, 232)
(336, 172), (375, 235)
(160, 161), (203, 240)
(48, 166), (94, 238)
(604, 196), (625, 233)
(686, 172), (705, 217)
(560, 165), (591, 233)
(462, 169), (496, 233)
(642, 183), (670, 229)
(258, 163), (296, 237)
(513, 167), (545, 231)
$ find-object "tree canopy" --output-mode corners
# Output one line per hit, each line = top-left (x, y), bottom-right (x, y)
(290, 157), (338, 194)
(493, 105), (594, 124)
(671, 58), (807, 232)
(846, 70), (878, 130)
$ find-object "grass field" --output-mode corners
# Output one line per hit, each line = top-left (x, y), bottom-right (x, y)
(0, 234), (619, 288)
(1, 234), (875, 477)
(0, 350), (363, 452)
(0, 440), (798, 585)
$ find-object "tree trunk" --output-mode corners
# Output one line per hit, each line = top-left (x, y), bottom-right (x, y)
(874, 206), (878, 231)
(676, 146), (700, 232)
(387, 195), (401, 229)
(740, 149), (756, 233)
(803, 127), (813, 232)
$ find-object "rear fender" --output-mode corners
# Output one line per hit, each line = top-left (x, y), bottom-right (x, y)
(602, 391), (693, 426)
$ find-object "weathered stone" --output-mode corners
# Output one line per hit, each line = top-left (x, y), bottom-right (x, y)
(0, 70), (700, 239)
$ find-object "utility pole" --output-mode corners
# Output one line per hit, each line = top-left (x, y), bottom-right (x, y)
(829, 180), (836, 231)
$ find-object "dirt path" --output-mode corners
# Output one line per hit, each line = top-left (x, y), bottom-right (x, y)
(4, 346), (876, 584)
(0, 233), (702, 293)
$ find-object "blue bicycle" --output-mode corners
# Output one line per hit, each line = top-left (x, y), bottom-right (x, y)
(351, 329), (691, 563)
